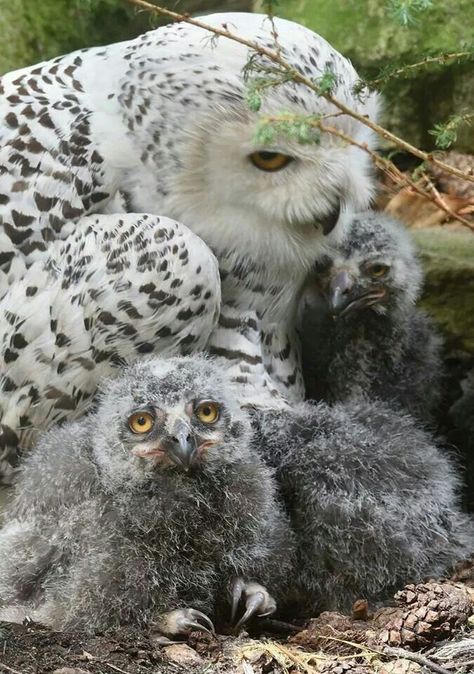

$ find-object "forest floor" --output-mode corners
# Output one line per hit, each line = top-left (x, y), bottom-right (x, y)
(1, 558), (474, 674)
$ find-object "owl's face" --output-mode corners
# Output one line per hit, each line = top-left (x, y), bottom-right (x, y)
(123, 396), (229, 471)
(119, 13), (379, 274)
(93, 356), (251, 486)
(164, 110), (376, 271)
(303, 212), (422, 319)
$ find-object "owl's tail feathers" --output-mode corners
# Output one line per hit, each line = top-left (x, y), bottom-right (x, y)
(0, 213), (221, 482)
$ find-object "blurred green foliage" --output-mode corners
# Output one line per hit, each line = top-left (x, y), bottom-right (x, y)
(0, 0), (251, 74)
(0, 0), (150, 73)
(275, 0), (474, 151)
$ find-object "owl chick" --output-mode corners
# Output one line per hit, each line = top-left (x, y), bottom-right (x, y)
(0, 355), (293, 634)
(300, 211), (443, 424)
(252, 399), (473, 614)
(448, 367), (474, 509)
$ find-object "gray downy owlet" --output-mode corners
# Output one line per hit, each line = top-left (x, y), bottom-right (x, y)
(0, 355), (294, 634)
(300, 211), (443, 425)
(251, 397), (473, 615)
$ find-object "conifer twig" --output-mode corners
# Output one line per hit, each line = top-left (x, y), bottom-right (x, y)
(366, 50), (474, 88)
(127, 0), (474, 187)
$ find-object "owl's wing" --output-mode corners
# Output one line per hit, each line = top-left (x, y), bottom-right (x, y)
(0, 213), (220, 481)
(0, 518), (59, 616)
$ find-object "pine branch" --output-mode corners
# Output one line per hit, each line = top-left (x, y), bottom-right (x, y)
(429, 113), (474, 150)
(387, 0), (433, 27)
(365, 50), (474, 89)
(126, 0), (474, 188)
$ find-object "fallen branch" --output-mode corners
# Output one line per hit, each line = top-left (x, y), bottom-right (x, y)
(383, 645), (454, 674)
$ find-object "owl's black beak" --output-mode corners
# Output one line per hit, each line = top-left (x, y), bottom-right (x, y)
(318, 199), (341, 235)
(167, 419), (197, 469)
(328, 270), (354, 315)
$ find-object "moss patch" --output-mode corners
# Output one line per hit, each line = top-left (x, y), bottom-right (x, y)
(413, 228), (474, 354)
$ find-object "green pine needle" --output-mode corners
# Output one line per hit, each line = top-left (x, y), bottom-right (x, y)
(387, 0), (433, 26)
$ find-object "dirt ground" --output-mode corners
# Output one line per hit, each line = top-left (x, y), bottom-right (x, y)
(2, 573), (474, 674)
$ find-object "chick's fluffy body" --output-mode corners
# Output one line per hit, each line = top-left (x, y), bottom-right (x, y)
(0, 356), (293, 632)
(253, 398), (473, 614)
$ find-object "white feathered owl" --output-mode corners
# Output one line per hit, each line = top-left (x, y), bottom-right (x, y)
(0, 12), (379, 479)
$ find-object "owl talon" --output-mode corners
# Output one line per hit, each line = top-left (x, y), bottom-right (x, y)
(230, 577), (277, 630)
(155, 607), (215, 637)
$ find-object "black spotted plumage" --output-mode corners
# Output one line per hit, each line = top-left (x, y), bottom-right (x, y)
(0, 14), (380, 485)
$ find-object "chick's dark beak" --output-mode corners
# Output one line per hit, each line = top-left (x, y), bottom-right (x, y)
(328, 270), (354, 315)
(167, 419), (197, 469)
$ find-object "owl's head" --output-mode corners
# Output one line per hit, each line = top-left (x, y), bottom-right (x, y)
(92, 355), (252, 487)
(303, 211), (422, 320)
(119, 13), (379, 272)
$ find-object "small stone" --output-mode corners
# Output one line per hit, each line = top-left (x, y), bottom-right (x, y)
(163, 643), (204, 667)
(52, 669), (91, 674)
(379, 659), (421, 674)
(352, 599), (369, 621)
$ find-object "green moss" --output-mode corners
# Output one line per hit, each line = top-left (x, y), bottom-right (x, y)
(413, 228), (474, 354)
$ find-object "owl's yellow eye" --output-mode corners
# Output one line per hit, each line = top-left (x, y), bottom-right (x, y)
(368, 263), (389, 278)
(128, 412), (155, 434)
(195, 401), (220, 425)
(249, 151), (294, 172)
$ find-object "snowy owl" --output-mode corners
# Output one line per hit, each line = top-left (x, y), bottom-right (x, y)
(253, 398), (473, 613)
(300, 211), (443, 423)
(0, 12), (379, 479)
(0, 355), (293, 632)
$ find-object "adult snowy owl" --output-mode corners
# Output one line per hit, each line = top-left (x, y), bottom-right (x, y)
(0, 12), (379, 480)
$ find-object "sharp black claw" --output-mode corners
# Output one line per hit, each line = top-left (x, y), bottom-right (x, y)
(186, 609), (215, 634)
(234, 591), (266, 630)
(231, 577), (245, 623)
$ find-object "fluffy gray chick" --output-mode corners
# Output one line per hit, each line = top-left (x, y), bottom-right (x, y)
(0, 355), (293, 634)
(300, 211), (443, 424)
(448, 367), (474, 510)
(252, 398), (473, 615)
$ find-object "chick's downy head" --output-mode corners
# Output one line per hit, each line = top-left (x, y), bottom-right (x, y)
(92, 355), (251, 486)
(304, 211), (422, 320)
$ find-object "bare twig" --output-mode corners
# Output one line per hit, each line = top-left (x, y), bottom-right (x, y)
(383, 646), (454, 674)
(126, 0), (474, 186)
(261, 113), (474, 230)
(106, 663), (133, 674)
(319, 637), (454, 674)
(424, 175), (472, 226)
(0, 664), (23, 674)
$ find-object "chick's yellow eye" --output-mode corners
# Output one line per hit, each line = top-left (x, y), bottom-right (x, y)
(195, 401), (220, 425)
(128, 412), (154, 434)
(368, 264), (389, 278)
(249, 151), (294, 172)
